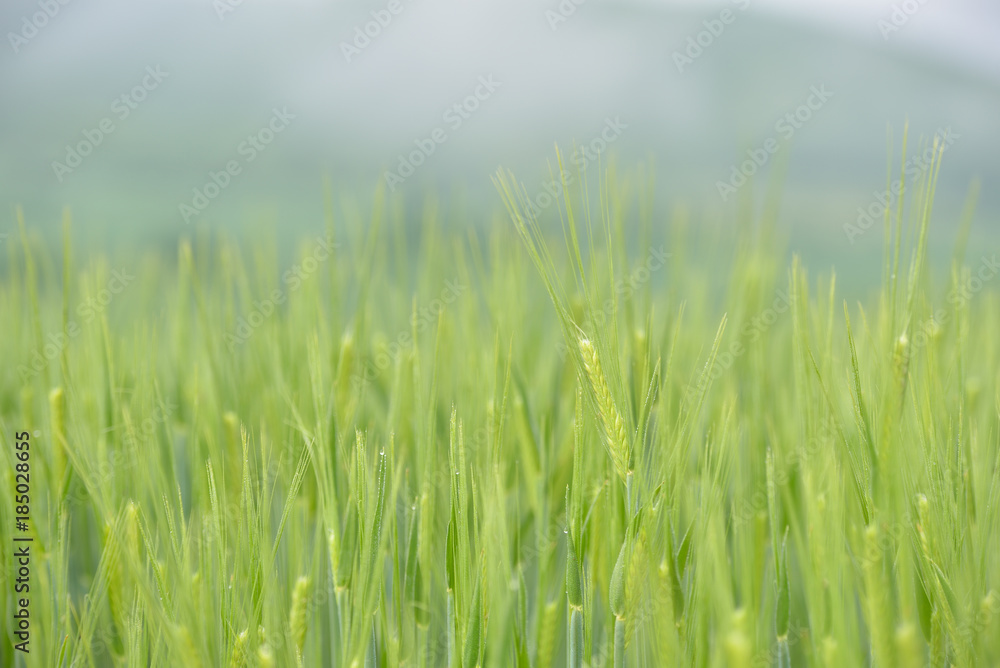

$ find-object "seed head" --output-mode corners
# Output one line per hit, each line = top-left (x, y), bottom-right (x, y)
(578, 338), (630, 483)
(290, 575), (311, 658)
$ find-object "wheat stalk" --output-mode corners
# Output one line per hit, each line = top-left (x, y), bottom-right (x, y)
(578, 338), (630, 484)
(290, 575), (311, 662)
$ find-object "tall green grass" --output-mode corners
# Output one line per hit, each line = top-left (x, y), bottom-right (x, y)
(1, 138), (999, 666)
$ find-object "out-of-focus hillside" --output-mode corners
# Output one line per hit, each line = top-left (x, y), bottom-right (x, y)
(1, 0), (997, 286)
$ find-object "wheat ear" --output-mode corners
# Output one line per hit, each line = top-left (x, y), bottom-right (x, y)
(578, 338), (630, 484)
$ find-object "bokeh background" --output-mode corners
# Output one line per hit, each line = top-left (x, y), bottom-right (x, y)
(2, 0), (998, 285)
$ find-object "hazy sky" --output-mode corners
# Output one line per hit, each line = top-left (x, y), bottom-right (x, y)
(5, 0), (996, 73)
(2, 0), (997, 263)
(738, 0), (1000, 77)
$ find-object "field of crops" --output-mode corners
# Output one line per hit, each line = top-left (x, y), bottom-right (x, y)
(2, 146), (999, 666)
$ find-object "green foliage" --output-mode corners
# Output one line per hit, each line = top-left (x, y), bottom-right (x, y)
(1, 139), (998, 667)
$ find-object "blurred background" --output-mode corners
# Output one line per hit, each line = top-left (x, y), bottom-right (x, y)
(1, 0), (998, 282)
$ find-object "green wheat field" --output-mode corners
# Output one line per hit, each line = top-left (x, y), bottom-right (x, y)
(2, 143), (999, 667)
